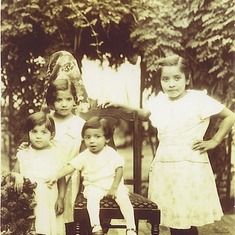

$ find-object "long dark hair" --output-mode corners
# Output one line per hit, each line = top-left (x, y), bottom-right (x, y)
(25, 112), (55, 134)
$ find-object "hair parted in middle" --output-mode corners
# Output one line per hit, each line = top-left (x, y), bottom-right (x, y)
(25, 111), (55, 135)
(156, 54), (192, 87)
(81, 116), (114, 140)
(45, 79), (77, 107)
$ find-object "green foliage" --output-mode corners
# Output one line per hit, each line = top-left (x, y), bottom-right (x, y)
(1, 173), (37, 235)
(131, 0), (234, 103)
(2, 0), (234, 97)
(2, 0), (139, 62)
(186, 0), (234, 100)
(1, 55), (47, 158)
(130, 0), (234, 200)
(1, 0), (139, 157)
(1, 0), (234, 197)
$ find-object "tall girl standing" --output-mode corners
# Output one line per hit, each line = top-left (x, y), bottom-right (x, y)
(103, 54), (235, 235)
(45, 78), (85, 234)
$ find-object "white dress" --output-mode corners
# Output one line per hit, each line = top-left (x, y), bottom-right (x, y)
(52, 114), (85, 223)
(147, 90), (224, 229)
(17, 144), (66, 235)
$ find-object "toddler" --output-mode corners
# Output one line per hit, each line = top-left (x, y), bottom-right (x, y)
(46, 116), (137, 235)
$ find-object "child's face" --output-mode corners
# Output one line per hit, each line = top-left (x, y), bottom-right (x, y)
(160, 65), (190, 100)
(29, 124), (53, 149)
(53, 90), (75, 117)
(83, 127), (109, 154)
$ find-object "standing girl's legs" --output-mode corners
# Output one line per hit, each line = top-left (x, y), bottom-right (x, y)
(170, 226), (198, 235)
(64, 171), (80, 235)
(115, 190), (136, 233)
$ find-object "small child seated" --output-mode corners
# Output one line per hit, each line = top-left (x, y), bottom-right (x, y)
(46, 116), (137, 235)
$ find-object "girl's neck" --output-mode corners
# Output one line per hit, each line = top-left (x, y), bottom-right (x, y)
(52, 112), (73, 122)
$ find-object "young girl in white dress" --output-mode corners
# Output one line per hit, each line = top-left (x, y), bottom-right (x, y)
(45, 79), (85, 234)
(46, 116), (137, 235)
(13, 112), (66, 235)
(102, 54), (235, 235)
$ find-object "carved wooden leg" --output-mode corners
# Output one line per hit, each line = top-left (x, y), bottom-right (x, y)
(101, 218), (111, 234)
(135, 219), (139, 233)
(75, 222), (81, 235)
(151, 223), (160, 235)
(75, 220), (91, 235)
(149, 209), (160, 235)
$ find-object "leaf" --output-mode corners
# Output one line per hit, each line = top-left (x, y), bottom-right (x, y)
(201, 13), (213, 23)
(27, 215), (36, 220)
(208, 64), (221, 73)
(222, 38), (233, 46)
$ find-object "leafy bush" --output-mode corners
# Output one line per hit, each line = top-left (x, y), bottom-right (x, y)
(1, 172), (37, 235)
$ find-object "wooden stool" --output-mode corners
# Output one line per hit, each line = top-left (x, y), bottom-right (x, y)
(74, 192), (160, 235)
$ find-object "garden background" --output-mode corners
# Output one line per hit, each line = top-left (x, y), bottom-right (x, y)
(1, 0), (235, 234)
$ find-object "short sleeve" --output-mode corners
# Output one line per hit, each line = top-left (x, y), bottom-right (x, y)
(114, 153), (125, 168)
(198, 91), (224, 119)
(145, 92), (167, 127)
(16, 150), (23, 161)
(145, 92), (162, 112)
(109, 147), (125, 169)
(70, 155), (84, 171)
(16, 150), (30, 175)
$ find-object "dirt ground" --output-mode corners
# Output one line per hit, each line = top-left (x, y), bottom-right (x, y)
(107, 213), (235, 234)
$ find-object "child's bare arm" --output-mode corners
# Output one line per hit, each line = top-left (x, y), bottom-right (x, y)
(55, 177), (66, 215)
(211, 108), (235, 144)
(107, 166), (123, 198)
(12, 159), (20, 173)
(101, 102), (150, 121)
(192, 107), (235, 153)
(11, 160), (24, 192)
(45, 164), (76, 188)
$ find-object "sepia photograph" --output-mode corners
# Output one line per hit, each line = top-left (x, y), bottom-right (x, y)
(1, 0), (235, 234)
